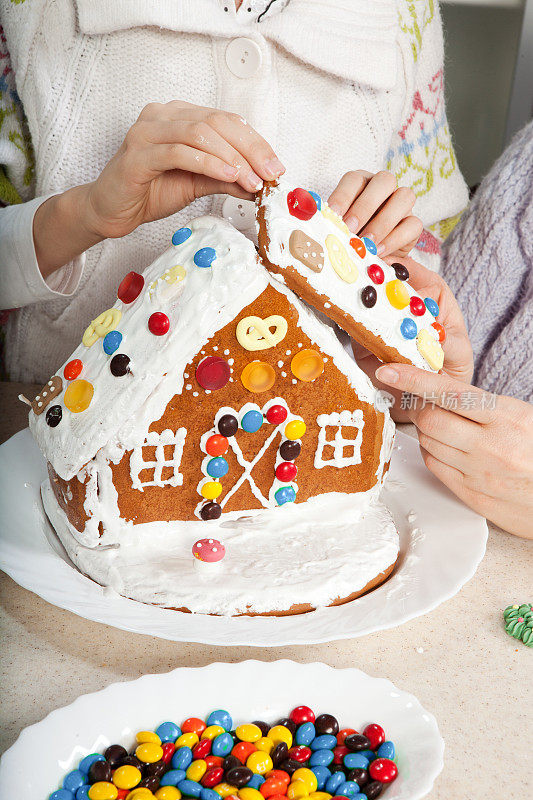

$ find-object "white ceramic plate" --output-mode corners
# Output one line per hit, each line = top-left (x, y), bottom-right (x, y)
(0, 660), (444, 800)
(0, 428), (487, 645)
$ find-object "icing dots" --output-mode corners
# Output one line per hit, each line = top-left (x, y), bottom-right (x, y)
(290, 349), (324, 382)
(194, 246), (217, 268)
(287, 188), (317, 221)
(236, 315), (287, 351)
(416, 329), (444, 370)
(117, 271), (144, 304)
(196, 356), (231, 391)
(241, 361), (276, 393)
(325, 235), (358, 284)
(82, 308), (122, 347)
(289, 230), (324, 273)
(64, 379), (94, 413)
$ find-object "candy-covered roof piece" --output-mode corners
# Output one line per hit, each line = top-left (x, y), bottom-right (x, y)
(256, 179), (445, 372)
(29, 216), (386, 481)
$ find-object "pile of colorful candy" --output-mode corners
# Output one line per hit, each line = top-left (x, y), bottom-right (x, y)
(48, 707), (398, 800)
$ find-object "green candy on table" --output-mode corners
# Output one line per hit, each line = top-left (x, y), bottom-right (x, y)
(503, 603), (533, 647)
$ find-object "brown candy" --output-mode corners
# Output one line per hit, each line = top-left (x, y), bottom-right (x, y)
(289, 230), (324, 273)
(32, 375), (63, 415)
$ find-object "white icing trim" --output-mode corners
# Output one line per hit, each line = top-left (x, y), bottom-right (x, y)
(130, 427), (187, 491)
(315, 410), (365, 469)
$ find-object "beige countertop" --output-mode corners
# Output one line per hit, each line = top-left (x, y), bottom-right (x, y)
(1, 381), (531, 799)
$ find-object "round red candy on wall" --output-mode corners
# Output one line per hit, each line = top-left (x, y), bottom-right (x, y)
(148, 311), (170, 336)
(367, 264), (384, 285)
(432, 321), (446, 342)
(206, 434), (229, 457)
(275, 462), (297, 482)
(290, 706), (315, 725)
(64, 359), (82, 381)
(117, 271), (144, 304)
(196, 356), (231, 390)
(369, 758), (398, 783)
(287, 188), (317, 221)
(266, 404), (288, 425)
(409, 296), (426, 316)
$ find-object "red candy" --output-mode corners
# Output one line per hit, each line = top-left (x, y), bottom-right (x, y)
(64, 359), (82, 381)
(275, 462), (297, 482)
(363, 723), (385, 750)
(266, 404), (288, 425)
(367, 264), (384, 285)
(369, 757), (398, 783)
(290, 706), (315, 725)
(432, 321), (446, 342)
(202, 767), (224, 787)
(162, 742), (175, 764)
(261, 780), (287, 798)
(350, 238), (367, 259)
(265, 771), (290, 786)
(205, 756), (224, 770)
(287, 188), (317, 221)
(193, 738), (212, 759)
(117, 271), (144, 304)
(409, 296), (426, 316)
(116, 791), (129, 800)
(196, 356), (231, 391)
(148, 311), (170, 336)
(288, 746), (311, 763)
(205, 434), (229, 457)
(336, 729), (357, 745)
(332, 745), (349, 764)
(182, 717), (207, 735)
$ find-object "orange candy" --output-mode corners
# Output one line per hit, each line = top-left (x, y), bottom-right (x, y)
(64, 359), (83, 381)
(432, 321), (446, 343)
(337, 729), (357, 745)
(64, 379), (94, 413)
(183, 718), (208, 735)
(205, 434), (229, 457)
(241, 361), (276, 393)
(265, 772), (290, 786)
(232, 741), (257, 763)
(290, 350), (324, 383)
(349, 237), (366, 258)
(260, 780), (287, 798)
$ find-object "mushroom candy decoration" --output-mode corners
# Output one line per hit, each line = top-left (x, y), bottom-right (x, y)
(192, 537), (226, 573)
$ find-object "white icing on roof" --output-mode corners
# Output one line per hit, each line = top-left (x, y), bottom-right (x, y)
(30, 216), (390, 481)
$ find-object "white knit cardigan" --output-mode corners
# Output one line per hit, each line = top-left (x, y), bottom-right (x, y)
(0, 0), (468, 382)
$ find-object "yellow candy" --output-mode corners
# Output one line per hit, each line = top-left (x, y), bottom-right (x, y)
(416, 329), (444, 371)
(284, 419), (306, 441)
(150, 264), (186, 297)
(214, 783), (238, 797)
(127, 791), (155, 800)
(155, 789), (182, 800)
(325, 234), (358, 283)
(136, 731), (162, 745)
(175, 732), (199, 748)
(82, 308), (122, 347)
(268, 725), (293, 749)
(187, 759), (207, 782)
(135, 742), (164, 763)
(246, 751), (273, 775)
(309, 794), (332, 800)
(287, 781), (309, 800)
(64, 379), (94, 413)
(238, 789), (264, 800)
(236, 723), (263, 742)
(88, 783), (118, 800)
(292, 769), (318, 794)
(291, 349), (324, 383)
(201, 725), (225, 740)
(322, 205), (351, 235)
(113, 765), (142, 790)
(385, 279), (410, 310)
(201, 481), (223, 501)
(240, 361), (276, 393)
(255, 736), (274, 754)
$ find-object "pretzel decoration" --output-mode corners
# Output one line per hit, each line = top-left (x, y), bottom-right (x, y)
(82, 308), (122, 347)
(32, 376), (63, 415)
(236, 315), (288, 351)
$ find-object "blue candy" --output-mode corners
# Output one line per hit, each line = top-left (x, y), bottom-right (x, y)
(206, 709), (233, 730)
(344, 753), (369, 770)
(75, 788), (91, 800)
(241, 409), (263, 433)
(296, 722), (316, 746)
(78, 753), (105, 774)
(172, 746), (193, 770)
(311, 734), (337, 751)
(161, 769), (187, 787)
(102, 329), (123, 355)
(194, 247), (217, 268)
(325, 772), (345, 794)
(201, 791), (222, 800)
(178, 780), (203, 798)
(377, 740), (395, 760)
(207, 457), (229, 479)
(353, 795), (368, 800)
(212, 732), (234, 757)
(172, 227), (192, 246)
(49, 791), (74, 800)
(310, 749), (334, 768)
(275, 486), (296, 506)
(336, 781), (360, 798)
(362, 236), (377, 255)
(63, 771), (86, 793)
(400, 317), (417, 340)
(247, 775), (265, 790)
(358, 750), (376, 762)
(424, 297), (439, 317)
(308, 190), (322, 210)
(311, 766), (331, 789)
(156, 721), (182, 742)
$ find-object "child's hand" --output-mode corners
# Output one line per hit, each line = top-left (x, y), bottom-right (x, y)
(328, 170), (422, 257)
(352, 256), (474, 420)
(374, 364), (533, 538)
(84, 101), (285, 239)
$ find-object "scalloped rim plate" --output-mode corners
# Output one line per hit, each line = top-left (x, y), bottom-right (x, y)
(0, 660), (445, 800)
(0, 428), (488, 645)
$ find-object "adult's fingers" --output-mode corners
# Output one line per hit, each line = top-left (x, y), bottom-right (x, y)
(206, 110), (285, 181)
(343, 171), (397, 232)
(374, 363), (498, 424)
(377, 215), (423, 257)
(193, 176), (253, 202)
(405, 399), (479, 450)
(327, 170), (373, 218)
(417, 430), (472, 472)
(146, 142), (242, 184)
(358, 187), (417, 245)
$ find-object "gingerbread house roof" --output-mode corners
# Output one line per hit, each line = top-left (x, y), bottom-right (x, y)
(30, 216), (386, 482)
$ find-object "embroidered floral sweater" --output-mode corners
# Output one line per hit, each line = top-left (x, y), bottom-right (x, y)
(0, 0), (468, 382)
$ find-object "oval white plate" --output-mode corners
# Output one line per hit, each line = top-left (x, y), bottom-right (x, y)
(0, 428), (487, 645)
(0, 660), (444, 800)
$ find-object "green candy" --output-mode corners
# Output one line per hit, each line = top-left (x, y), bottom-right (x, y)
(503, 603), (533, 647)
